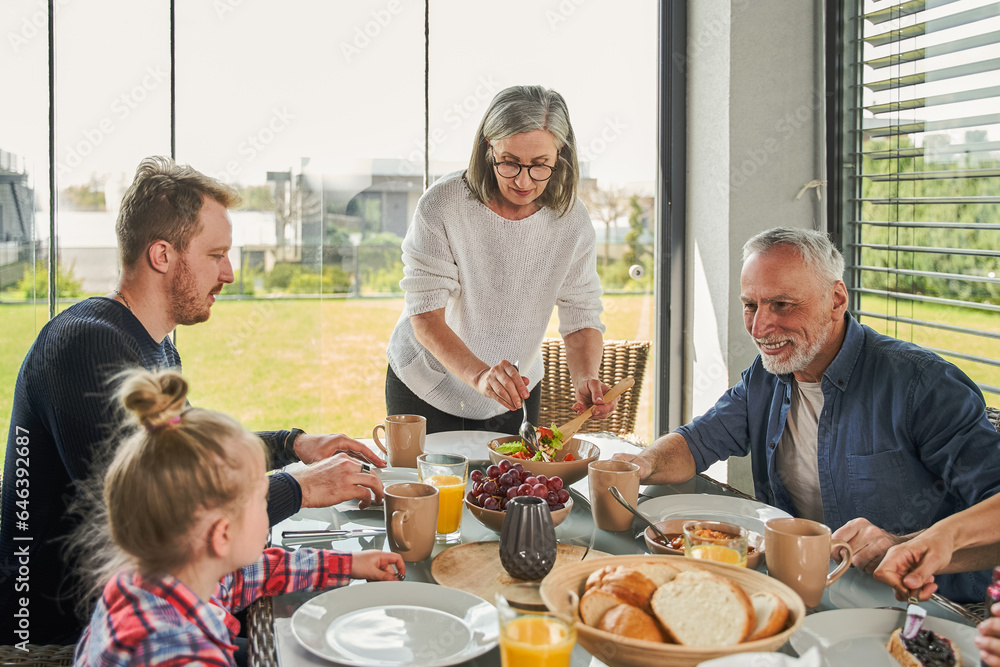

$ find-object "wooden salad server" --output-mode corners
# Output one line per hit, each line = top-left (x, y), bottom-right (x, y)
(556, 376), (635, 440)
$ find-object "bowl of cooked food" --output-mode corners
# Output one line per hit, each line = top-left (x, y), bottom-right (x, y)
(487, 431), (599, 486)
(539, 554), (805, 667)
(643, 519), (766, 569)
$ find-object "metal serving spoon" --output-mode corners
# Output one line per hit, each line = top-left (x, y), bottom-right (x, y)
(608, 485), (670, 543)
(514, 362), (542, 459)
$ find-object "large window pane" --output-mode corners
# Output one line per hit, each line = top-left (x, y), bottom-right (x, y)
(55, 0), (170, 311)
(174, 0), (424, 435)
(430, 0), (659, 441)
(1, 1), (51, 453)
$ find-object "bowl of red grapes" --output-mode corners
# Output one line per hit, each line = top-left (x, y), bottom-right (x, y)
(464, 459), (574, 531)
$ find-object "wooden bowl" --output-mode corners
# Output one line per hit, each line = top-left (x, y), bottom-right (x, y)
(464, 496), (574, 532)
(487, 436), (599, 486)
(643, 519), (766, 569)
(539, 554), (805, 667)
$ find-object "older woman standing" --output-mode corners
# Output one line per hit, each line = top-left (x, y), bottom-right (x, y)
(386, 85), (615, 434)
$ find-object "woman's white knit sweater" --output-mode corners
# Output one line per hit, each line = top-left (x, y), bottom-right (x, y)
(387, 170), (605, 420)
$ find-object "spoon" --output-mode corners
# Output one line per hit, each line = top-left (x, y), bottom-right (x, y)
(514, 362), (541, 459)
(608, 485), (670, 543)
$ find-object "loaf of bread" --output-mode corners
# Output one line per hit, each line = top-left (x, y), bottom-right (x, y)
(579, 565), (670, 641)
(632, 562), (680, 587)
(583, 566), (658, 610)
(650, 570), (754, 646)
(746, 591), (788, 641)
(597, 603), (667, 643)
(886, 627), (961, 667)
(580, 587), (630, 627)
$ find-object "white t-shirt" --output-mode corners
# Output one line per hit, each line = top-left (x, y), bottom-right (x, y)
(775, 379), (825, 522)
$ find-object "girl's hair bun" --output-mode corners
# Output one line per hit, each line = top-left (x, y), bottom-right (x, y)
(118, 368), (188, 430)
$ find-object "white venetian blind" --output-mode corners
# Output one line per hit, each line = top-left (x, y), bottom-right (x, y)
(844, 0), (1000, 403)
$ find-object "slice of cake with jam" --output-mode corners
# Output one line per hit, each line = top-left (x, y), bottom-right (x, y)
(886, 627), (961, 667)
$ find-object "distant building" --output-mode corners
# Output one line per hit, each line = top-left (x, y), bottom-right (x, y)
(0, 150), (33, 244)
(0, 150), (35, 289)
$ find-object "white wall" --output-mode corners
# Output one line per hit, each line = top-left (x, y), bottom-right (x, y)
(684, 0), (826, 493)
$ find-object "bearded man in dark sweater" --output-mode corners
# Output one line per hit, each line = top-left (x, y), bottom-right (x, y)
(0, 157), (386, 644)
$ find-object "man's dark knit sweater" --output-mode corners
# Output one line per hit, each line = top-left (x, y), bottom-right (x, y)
(0, 297), (302, 644)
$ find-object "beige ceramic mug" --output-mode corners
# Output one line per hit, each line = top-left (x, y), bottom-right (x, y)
(372, 414), (426, 468)
(588, 460), (640, 532)
(384, 482), (439, 562)
(764, 517), (853, 607)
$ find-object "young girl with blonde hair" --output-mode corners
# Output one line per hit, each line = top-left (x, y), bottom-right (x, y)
(75, 368), (404, 666)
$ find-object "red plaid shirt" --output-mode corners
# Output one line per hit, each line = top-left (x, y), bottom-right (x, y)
(74, 547), (352, 666)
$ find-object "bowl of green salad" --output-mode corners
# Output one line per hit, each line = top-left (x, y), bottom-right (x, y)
(487, 428), (600, 486)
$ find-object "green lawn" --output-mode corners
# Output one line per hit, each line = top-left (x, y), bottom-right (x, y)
(3, 293), (997, 468)
(0, 294), (657, 464)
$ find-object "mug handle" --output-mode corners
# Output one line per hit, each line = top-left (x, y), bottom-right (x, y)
(826, 539), (853, 587)
(550, 588), (580, 627)
(389, 509), (410, 551)
(372, 424), (389, 456)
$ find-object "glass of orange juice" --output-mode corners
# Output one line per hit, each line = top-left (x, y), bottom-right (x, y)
(417, 453), (468, 543)
(496, 583), (576, 667)
(682, 519), (748, 567)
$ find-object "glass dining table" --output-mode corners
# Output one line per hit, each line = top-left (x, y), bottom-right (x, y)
(247, 431), (982, 667)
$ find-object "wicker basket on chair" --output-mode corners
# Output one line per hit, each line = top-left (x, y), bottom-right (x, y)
(0, 644), (75, 666)
(538, 338), (651, 441)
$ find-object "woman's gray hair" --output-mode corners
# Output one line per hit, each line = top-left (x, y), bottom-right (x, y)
(465, 85), (579, 216)
(742, 227), (845, 285)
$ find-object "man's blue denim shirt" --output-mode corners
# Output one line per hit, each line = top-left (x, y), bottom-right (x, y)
(677, 314), (1000, 602)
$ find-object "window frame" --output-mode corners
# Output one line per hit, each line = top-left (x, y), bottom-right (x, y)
(31, 0), (686, 437)
(829, 0), (1000, 402)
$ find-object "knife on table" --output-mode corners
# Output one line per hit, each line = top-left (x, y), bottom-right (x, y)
(281, 528), (386, 541)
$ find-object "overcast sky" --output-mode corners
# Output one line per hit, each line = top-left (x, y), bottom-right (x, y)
(1, 0), (659, 197)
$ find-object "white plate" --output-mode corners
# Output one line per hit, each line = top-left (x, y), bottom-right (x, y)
(377, 468), (421, 485)
(790, 608), (978, 666)
(291, 581), (499, 667)
(637, 493), (792, 535)
(423, 430), (510, 461)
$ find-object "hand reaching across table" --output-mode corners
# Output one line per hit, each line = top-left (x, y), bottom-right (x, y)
(831, 517), (909, 576)
(294, 453), (385, 510)
(293, 432), (387, 467)
(873, 494), (1000, 601)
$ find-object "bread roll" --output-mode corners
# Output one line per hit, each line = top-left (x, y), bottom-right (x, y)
(580, 587), (628, 627)
(593, 566), (658, 610)
(585, 565), (616, 591)
(632, 562), (680, 587)
(746, 591), (788, 641)
(650, 570), (754, 646)
(597, 603), (666, 643)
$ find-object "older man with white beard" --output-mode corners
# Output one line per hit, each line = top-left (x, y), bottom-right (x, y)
(614, 227), (1000, 603)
